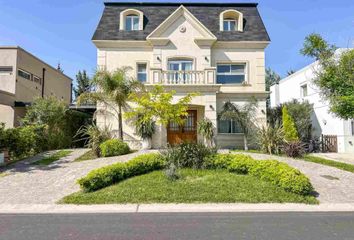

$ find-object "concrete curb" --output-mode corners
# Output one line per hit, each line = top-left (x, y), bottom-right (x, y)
(1, 203), (354, 214)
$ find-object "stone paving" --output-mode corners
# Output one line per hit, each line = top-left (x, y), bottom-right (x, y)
(234, 152), (354, 204)
(1, 149), (354, 204)
(0, 149), (153, 204)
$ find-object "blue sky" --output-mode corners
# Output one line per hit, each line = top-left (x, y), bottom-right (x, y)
(0, 0), (353, 87)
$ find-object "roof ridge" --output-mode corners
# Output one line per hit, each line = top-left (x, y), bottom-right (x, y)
(104, 2), (258, 7)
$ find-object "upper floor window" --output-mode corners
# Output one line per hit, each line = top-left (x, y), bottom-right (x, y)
(120, 9), (144, 31)
(219, 9), (243, 32)
(223, 19), (237, 31)
(301, 84), (308, 97)
(126, 15), (139, 31)
(216, 63), (246, 84)
(137, 63), (147, 82)
(18, 69), (31, 81)
(0, 66), (13, 75)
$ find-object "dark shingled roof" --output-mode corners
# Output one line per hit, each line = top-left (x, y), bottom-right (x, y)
(92, 2), (270, 42)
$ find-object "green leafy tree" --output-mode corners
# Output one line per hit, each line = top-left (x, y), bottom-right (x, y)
(300, 33), (336, 60)
(77, 67), (141, 140)
(125, 85), (197, 128)
(220, 99), (258, 150)
(300, 33), (354, 119)
(74, 70), (91, 99)
(282, 106), (299, 142)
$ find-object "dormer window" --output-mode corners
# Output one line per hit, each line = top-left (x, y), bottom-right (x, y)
(220, 9), (243, 32)
(223, 19), (237, 31)
(119, 9), (144, 31)
(125, 15), (139, 31)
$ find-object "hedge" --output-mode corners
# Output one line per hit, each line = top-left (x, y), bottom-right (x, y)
(78, 153), (165, 192)
(206, 154), (314, 195)
(100, 139), (130, 157)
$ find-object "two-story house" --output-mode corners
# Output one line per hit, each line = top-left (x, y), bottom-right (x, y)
(0, 46), (72, 128)
(93, 2), (270, 149)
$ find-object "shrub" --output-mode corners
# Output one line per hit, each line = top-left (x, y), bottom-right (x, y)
(165, 162), (180, 181)
(205, 153), (313, 195)
(282, 141), (306, 158)
(227, 154), (256, 174)
(248, 160), (313, 195)
(163, 142), (217, 169)
(257, 124), (284, 155)
(76, 124), (111, 156)
(78, 153), (165, 192)
(100, 139), (130, 157)
(197, 118), (215, 146)
(282, 106), (299, 142)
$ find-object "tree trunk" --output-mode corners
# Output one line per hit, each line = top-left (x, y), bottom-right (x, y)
(118, 105), (123, 140)
(243, 135), (248, 151)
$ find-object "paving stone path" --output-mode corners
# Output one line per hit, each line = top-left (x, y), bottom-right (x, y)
(0, 149), (154, 204)
(232, 152), (354, 204)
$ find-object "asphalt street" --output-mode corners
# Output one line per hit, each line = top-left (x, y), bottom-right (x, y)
(1, 212), (354, 240)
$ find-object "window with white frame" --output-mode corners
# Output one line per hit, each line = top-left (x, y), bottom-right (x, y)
(301, 84), (308, 97)
(125, 14), (139, 31)
(0, 66), (13, 75)
(137, 63), (147, 82)
(217, 116), (243, 134)
(18, 69), (31, 81)
(223, 19), (237, 31)
(33, 75), (41, 85)
(216, 64), (246, 84)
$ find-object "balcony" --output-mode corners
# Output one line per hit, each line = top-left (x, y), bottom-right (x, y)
(150, 68), (216, 85)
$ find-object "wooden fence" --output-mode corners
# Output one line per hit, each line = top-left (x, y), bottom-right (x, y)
(321, 135), (338, 153)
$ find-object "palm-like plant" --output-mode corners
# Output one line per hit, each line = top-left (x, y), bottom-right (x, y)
(220, 99), (258, 151)
(77, 67), (142, 140)
(197, 118), (215, 147)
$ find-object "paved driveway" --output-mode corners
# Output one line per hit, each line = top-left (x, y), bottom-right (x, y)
(0, 149), (152, 204)
(239, 153), (354, 204)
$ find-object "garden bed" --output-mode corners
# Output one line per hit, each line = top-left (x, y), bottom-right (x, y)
(60, 168), (318, 204)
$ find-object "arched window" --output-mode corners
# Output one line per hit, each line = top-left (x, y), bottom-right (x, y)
(219, 10), (243, 32)
(119, 9), (144, 31)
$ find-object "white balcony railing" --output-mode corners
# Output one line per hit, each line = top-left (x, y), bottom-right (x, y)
(151, 68), (216, 85)
(162, 70), (205, 84)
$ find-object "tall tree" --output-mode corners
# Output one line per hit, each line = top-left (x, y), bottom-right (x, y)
(300, 33), (354, 119)
(74, 70), (91, 99)
(220, 99), (258, 151)
(77, 67), (141, 140)
(265, 68), (281, 91)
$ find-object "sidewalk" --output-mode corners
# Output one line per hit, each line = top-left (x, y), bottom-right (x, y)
(1, 203), (354, 214)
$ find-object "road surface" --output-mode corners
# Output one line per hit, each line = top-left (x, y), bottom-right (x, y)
(1, 212), (354, 240)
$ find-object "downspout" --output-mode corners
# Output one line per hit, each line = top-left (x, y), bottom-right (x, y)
(41, 68), (46, 97)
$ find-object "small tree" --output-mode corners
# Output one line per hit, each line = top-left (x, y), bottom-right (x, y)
(265, 68), (281, 91)
(282, 106), (299, 142)
(300, 33), (336, 60)
(77, 67), (141, 140)
(220, 99), (258, 151)
(197, 118), (215, 147)
(125, 85), (197, 127)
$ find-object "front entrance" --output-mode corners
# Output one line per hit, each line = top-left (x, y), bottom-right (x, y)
(167, 110), (197, 145)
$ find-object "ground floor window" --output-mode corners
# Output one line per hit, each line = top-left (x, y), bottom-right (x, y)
(137, 63), (147, 82)
(217, 117), (243, 133)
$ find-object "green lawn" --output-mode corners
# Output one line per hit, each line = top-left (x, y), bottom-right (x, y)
(61, 169), (318, 204)
(303, 155), (354, 173)
(33, 150), (72, 166)
(74, 150), (97, 162)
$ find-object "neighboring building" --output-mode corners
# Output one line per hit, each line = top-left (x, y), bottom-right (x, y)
(270, 50), (354, 153)
(93, 2), (270, 149)
(0, 46), (72, 128)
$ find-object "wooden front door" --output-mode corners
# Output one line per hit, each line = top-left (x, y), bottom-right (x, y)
(167, 110), (197, 145)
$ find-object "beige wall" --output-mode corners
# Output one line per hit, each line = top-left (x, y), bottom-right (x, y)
(0, 47), (72, 128)
(16, 48), (71, 103)
(0, 48), (17, 94)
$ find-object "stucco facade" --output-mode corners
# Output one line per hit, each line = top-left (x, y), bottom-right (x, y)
(0, 46), (72, 128)
(93, 3), (270, 149)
